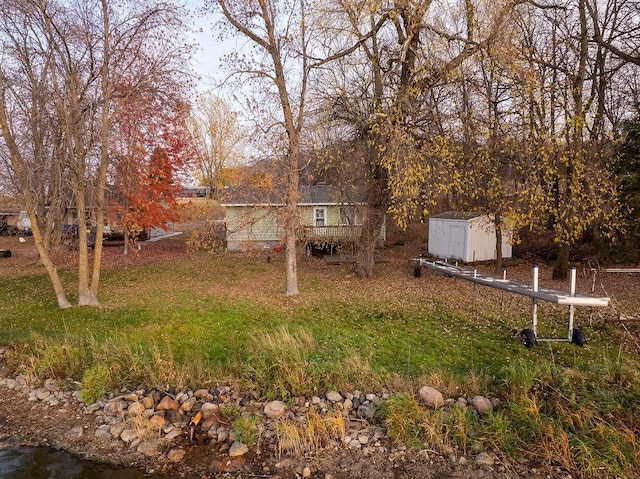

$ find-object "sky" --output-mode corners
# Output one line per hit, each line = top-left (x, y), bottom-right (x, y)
(183, 1), (243, 95)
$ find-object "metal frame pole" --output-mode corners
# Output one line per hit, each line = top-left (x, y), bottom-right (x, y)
(532, 265), (539, 336)
(472, 268), (477, 310)
(568, 266), (576, 341)
(501, 268), (506, 311)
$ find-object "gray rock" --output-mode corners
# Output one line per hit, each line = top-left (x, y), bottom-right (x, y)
(84, 403), (102, 414)
(166, 409), (185, 425)
(343, 398), (353, 410)
(200, 402), (218, 419)
(471, 396), (493, 415)
(109, 424), (125, 439)
(67, 425), (84, 439)
(201, 416), (220, 432)
(348, 439), (361, 449)
(358, 434), (369, 445)
(228, 441), (249, 457)
(326, 391), (343, 402)
(418, 386), (444, 409)
(157, 395), (179, 411)
(3, 379), (17, 390)
(120, 429), (142, 443)
(137, 439), (162, 457)
(94, 424), (111, 440)
(167, 448), (186, 463)
(44, 379), (58, 391)
(141, 396), (154, 409)
(35, 388), (51, 401)
(216, 427), (229, 443)
(104, 400), (126, 416)
(127, 401), (145, 416)
(264, 400), (288, 419)
(180, 397), (197, 413)
(475, 452), (495, 466)
(194, 388), (210, 399)
(149, 414), (168, 431)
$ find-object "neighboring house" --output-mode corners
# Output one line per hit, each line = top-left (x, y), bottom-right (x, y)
(428, 211), (513, 262)
(221, 184), (386, 252)
(0, 196), (31, 235)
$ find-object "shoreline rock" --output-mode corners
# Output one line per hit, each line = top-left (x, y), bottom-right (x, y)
(0, 373), (516, 478)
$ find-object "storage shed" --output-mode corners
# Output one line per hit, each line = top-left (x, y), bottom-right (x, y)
(428, 211), (512, 263)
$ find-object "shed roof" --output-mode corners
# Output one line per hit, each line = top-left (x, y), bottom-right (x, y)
(221, 184), (365, 207)
(430, 211), (485, 221)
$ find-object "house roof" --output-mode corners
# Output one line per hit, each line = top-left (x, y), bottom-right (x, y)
(430, 211), (485, 220)
(220, 184), (366, 207)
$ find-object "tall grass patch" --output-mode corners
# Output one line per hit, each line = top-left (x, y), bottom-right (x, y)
(240, 325), (380, 399)
(27, 333), (224, 403)
(490, 356), (640, 477)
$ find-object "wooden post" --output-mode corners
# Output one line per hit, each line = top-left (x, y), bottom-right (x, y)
(532, 265), (539, 336)
(568, 266), (576, 341)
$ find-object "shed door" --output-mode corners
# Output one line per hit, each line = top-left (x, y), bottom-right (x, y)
(449, 224), (466, 259)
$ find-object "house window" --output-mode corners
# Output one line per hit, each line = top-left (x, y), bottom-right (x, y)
(314, 207), (326, 227)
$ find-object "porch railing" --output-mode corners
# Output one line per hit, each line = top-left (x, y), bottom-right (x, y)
(300, 225), (362, 241)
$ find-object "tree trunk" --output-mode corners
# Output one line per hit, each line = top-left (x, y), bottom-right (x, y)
(284, 150), (300, 295)
(356, 206), (383, 278)
(89, 0), (110, 301)
(284, 221), (299, 295)
(123, 223), (130, 256)
(553, 243), (570, 280)
(76, 183), (99, 306)
(28, 207), (72, 309)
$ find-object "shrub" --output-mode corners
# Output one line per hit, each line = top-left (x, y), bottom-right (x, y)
(80, 363), (113, 403)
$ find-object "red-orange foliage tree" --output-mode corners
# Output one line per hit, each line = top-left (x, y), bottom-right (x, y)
(109, 86), (192, 255)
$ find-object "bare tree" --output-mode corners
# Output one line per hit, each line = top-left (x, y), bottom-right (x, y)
(207, 0), (376, 294)
(0, 0), (192, 307)
(188, 92), (244, 197)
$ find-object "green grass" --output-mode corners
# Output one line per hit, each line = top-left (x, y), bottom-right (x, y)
(1, 248), (639, 477)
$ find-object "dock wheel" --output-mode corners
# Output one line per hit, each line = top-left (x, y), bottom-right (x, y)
(571, 328), (586, 346)
(521, 328), (537, 348)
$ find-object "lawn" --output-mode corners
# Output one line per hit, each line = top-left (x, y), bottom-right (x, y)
(0, 233), (639, 476)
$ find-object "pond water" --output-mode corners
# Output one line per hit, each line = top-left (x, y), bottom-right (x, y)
(0, 446), (170, 479)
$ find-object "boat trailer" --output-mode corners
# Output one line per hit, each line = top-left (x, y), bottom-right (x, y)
(415, 259), (610, 344)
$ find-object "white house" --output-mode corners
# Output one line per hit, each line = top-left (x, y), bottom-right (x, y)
(221, 184), (385, 252)
(428, 211), (512, 262)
